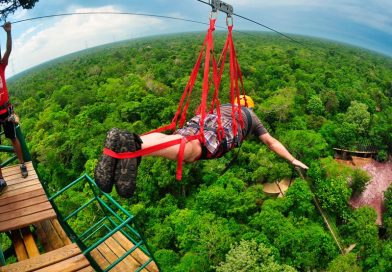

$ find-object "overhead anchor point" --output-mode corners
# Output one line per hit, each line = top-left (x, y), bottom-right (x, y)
(210, 0), (233, 17)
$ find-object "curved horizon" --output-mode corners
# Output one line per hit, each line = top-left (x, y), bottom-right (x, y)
(2, 1), (391, 78)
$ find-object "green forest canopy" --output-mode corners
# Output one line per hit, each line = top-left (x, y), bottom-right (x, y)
(6, 32), (392, 271)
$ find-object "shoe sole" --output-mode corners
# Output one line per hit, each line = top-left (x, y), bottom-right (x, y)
(94, 128), (122, 193)
(114, 131), (142, 198)
(0, 184), (7, 195)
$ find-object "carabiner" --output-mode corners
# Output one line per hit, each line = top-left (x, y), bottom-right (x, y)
(210, 10), (218, 20)
(226, 15), (233, 26)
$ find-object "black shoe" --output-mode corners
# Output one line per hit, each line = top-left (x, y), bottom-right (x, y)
(114, 131), (143, 198)
(94, 128), (122, 193)
(0, 178), (7, 195)
(20, 163), (28, 178)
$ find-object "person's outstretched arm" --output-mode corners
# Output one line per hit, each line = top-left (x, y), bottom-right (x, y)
(259, 133), (309, 169)
(2, 22), (12, 64)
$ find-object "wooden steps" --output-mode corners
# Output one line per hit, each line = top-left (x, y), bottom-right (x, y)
(10, 227), (40, 261)
(0, 243), (92, 272)
(0, 162), (160, 271)
(90, 231), (159, 272)
(34, 219), (72, 252)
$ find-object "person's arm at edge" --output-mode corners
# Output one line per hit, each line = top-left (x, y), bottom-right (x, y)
(2, 22), (12, 64)
(259, 132), (309, 169)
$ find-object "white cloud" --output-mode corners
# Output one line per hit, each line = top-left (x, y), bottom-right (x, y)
(8, 5), (164, 77)
(233, 0), (392, 34)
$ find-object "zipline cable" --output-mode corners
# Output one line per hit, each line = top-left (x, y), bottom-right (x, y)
(5, 11), (261, 40)
(9, 11), (211, 27)
(195, 0), (318, 53)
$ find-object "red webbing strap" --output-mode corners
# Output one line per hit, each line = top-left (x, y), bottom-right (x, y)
(103, 134), (200, 181)
(208, 36), (230, 141)
(211, 55), (224, 141)
(227, 25), (246, 141)
(175, 135), (201, 180)
(176, 137), (187, 180)
(178, 41), (207, 128)
(103, 138), (183, 159)
(228, 25), (238, 140)
(198, 18), (216, 145)
(230, 26), (245, 130)
(146, 42), (206, 136)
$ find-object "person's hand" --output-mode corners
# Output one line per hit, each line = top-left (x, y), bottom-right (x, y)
(291, 159), (308, 170)
(3, 22), (11, 33)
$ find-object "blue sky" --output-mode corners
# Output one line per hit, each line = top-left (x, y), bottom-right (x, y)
(1, 0), (392, 77)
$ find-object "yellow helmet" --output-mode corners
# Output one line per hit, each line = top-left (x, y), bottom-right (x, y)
(238, 95), (255, 108)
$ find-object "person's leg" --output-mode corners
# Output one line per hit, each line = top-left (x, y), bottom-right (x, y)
(140, 133), (202, 163)
(4, 121), (28, 178)
(10, 138), (24, 164)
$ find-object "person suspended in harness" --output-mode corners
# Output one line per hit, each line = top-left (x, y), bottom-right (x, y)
(94, 95), (308, 198)
(0, 22), (28, 195)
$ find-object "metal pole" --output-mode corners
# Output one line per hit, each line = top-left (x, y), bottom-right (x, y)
(0, 235), (5, 266)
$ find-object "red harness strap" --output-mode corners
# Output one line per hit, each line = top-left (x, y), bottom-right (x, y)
(103, 135), (200, 181)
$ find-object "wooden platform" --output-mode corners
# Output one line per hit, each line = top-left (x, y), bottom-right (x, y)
(90, 231), (159, 272)
(0, 243), (93, 272)
(0, 162), (56, 232)
(34, 218), (72, 252)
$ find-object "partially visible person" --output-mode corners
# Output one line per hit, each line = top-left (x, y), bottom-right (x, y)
(95, 95), (308, 198)
(0, 22), (28, 195)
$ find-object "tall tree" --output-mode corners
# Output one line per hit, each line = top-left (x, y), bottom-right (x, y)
(0, 0), (39, 19)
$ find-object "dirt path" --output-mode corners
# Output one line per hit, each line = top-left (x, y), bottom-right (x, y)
(349, 158), (392, 225)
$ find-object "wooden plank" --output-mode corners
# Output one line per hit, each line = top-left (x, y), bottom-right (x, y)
(104, 237), (140, 271)
(5, 179), (40, 192)
(10, 230), (28, 261)
(0, 208), (56, 232)
(76, 266), (95, 272)
(37, 219), (65, 250)
(0, 195), (48, 214)
(0, 244), (81, 272)
(2, 167), (35, 177)
(90, 249), (124, 272)
(0, 188), (45, 207)
(52, 219), (72, 245)
(2, 169), (36, 179)
(5, 174), (39, 185)
(0, 201), (53, 222)
(0, 184), (43, 201)
(34, 221), (54, 252)
(21, 227), (40, 258)
(1, 162), (33, 175)
(113, 232), (159, 272)
(34, 254), (90, 272)
(90, 249), (111, 271)
(97, 242), (130, 272)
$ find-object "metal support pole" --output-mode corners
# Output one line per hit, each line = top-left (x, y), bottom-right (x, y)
(0, 235), (5, 266)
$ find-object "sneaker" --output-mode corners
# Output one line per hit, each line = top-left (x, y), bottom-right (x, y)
(0, 178), (7, 195)
(20, 163), (28, 178)
(94, 128), (122, 193)
(114, 131), (143, 198)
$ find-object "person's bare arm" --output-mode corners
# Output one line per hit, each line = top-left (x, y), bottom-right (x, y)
(2, 22), (12, 64)
(259, 133), (308, 169)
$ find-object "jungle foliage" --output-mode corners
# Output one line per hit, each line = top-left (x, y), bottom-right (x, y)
(6, 32), (392, 271)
